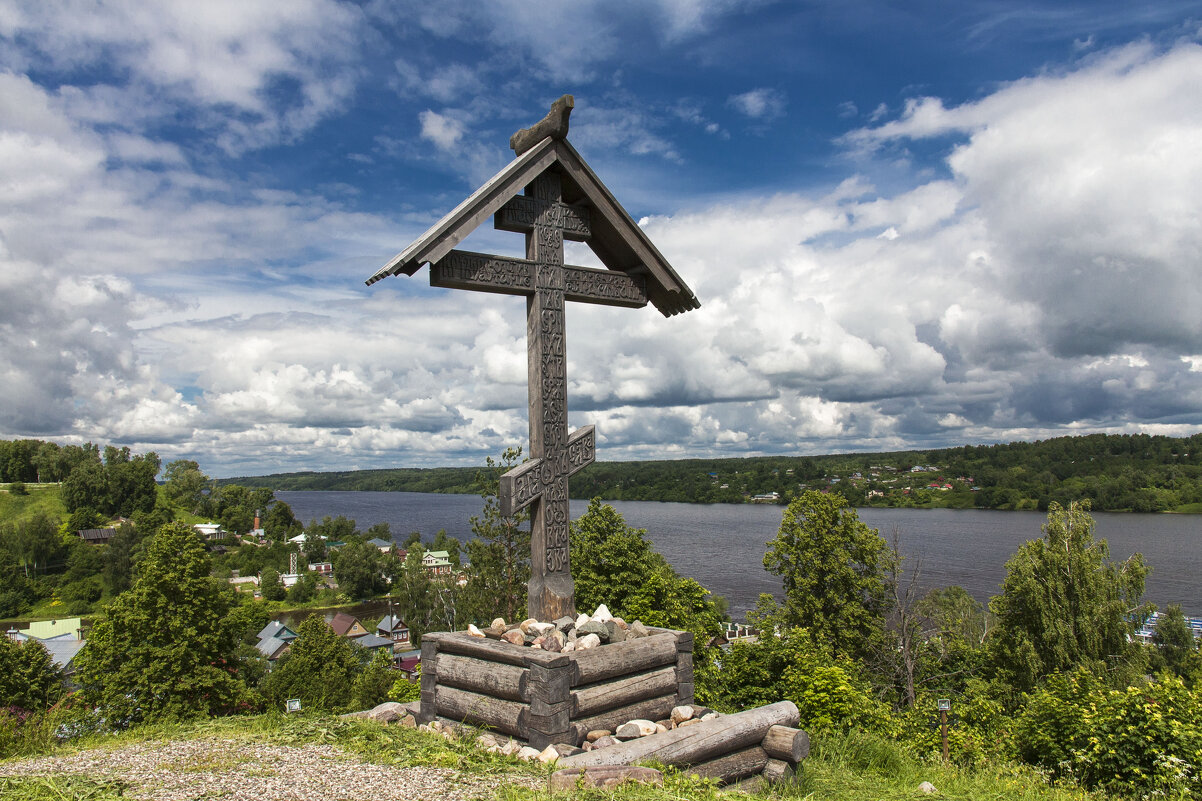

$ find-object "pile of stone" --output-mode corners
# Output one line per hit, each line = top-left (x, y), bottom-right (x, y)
(464, 604), (650, 652)
(577, 703), (720, 750)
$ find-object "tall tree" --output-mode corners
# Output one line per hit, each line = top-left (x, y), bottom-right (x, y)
(162, 459), (209, 511)
(762, 490), (891, 662)
(261, 615), (362, 712)
(1152, 603), (1200, 679)
(74, 522), (251, 724)
(988, 500), (1151, 693)
(463, 448), (530, 624)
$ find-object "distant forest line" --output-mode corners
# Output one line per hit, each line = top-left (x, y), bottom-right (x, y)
(220, 432), (1202, 513)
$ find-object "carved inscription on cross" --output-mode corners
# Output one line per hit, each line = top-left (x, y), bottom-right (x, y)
(428, 170), (648, 620)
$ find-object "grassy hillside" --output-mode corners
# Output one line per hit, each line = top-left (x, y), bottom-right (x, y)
(0, 711), (1103, 801)
(0, 484), (65, 525)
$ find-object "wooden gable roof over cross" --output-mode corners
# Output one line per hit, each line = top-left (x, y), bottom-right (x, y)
(365, 133), (699, 317)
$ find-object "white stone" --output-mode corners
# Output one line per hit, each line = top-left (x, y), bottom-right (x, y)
(538, 744), (561, 763)
(919, 782), (937, 794)
(701, 712), (720, 721)
(592, 604), (613, 622)
(576, 633), (601, 650)
(616, 719), (658, 738)
(670, 705), (694, 724)
(500, 739), (522, 756)
(561, 641), (575, 652)
(517, 746), (542, 761)
(491, 617), (506, 629)
(530, 621), (556, 636)
(519, 617), (539, 634)
(467, 623), (485, 638)
(575, 612), (591, 628)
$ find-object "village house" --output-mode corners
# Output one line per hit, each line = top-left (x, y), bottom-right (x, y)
(327, 611), (369, 638)
(254, 620), (298, 663)
(7, 617), (88, 678)
(76, 527), (116, 545)
(366, 537), (395, 553)
(422, 550), (452, 575)
(377, 614), (411, 646)
(193, 523), (225, 540)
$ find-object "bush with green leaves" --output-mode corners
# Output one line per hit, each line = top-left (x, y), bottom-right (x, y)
(0, 637), (63, 712)
(1015, 670), (1202, 796)
(711, 626), (895, 735)
(261, 615), (362, 713)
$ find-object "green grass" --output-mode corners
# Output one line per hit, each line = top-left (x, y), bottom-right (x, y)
(3, 714), (1110, 801)
(1171, 502), (1202, 514)
(0, 484), (66, 526)
(0, 776), (127, 801)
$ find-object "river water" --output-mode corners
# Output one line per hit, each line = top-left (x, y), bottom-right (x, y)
(278, 491), (1202, 621)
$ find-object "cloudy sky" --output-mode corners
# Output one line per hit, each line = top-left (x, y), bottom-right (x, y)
(2, 1), (1200, 477)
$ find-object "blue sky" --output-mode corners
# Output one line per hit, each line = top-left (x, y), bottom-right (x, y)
(1, 1), (1200, 477)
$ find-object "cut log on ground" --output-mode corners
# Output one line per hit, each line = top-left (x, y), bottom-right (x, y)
(558, 700), (800, 770)
(762, 758), (796, 784)
(550, 766), (664, 790)
(685, 745), (769, 783)
(761, 724), (810, 762)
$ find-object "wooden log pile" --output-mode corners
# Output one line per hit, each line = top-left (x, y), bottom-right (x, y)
(557, 701), (809, 787)
(419, 626), (693, 749)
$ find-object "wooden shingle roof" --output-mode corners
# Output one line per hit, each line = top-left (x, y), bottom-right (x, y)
(365, 137), (699, 317)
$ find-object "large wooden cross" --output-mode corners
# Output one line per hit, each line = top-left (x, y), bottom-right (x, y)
(429, 171), (648, 620)
(367, 97), (699, 621)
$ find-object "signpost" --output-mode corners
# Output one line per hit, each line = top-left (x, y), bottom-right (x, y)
(937, 698), (951, 761)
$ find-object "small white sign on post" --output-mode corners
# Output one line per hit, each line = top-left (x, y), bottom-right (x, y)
(286, 698), (302, 713)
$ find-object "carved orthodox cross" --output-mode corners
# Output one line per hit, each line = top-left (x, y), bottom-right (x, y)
(430, 171), (646, 620)
(367, 96), (699, 622)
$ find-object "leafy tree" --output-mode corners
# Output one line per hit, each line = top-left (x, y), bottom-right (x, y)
(390, 549), (433, 645)
(288, 571), (319, 604)
(307, 515), (358, 542)
(762, 490), (891, 662)
(431, 529), (461, 567)
(101, 521), (142, 596)
(333, 540), (387, 600)
(463, 447), (529, 624)
(260, 567), (287, 601)
(262, 615), (361, 712)
(74, 522), (251, 724)
(1152, 603), (1201, 679)
(351, 649), (395, 710)
(162, 459), (209, 512)
(988, 500), (1151, 694)
(1, 511), (61, 577)
(106, 451), (159, 517)
(61, 459), (108, 514)
(263, 501), (301, 541)
(0, 637), (63, 711)
(571, 499), (721, 635)
(709, 627), (894, 734)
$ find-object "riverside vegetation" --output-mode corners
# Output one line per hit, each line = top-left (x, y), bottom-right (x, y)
(215, 431), (1202, 513)
(3, 440), (1202, 799)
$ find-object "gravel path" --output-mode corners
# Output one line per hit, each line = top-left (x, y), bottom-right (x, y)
(0, 737), (541, 800)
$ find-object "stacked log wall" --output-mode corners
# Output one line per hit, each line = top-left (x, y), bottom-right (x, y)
(419, 627), (693, 748)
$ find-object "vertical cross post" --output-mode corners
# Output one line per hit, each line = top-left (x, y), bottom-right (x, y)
(525, 172), (572, 620)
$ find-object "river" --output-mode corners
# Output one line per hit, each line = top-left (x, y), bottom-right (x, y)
(277, 491), (1202, 621)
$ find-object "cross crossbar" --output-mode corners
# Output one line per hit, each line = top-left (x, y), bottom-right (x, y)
(431, 250), (648, 307)
(499, 425), (596, 516)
